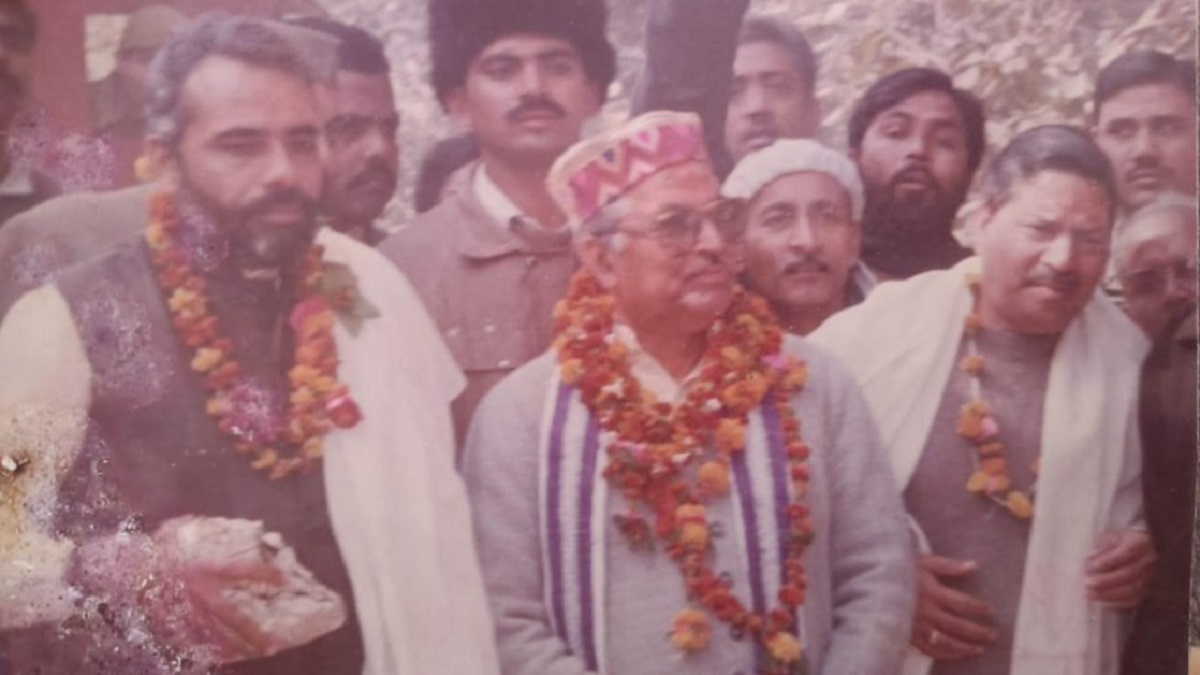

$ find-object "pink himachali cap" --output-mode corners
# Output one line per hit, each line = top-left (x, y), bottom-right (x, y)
(547, 110), (710, 226)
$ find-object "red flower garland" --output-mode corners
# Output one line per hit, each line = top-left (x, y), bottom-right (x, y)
(145, 189), (362, 480)
(956, 273), (1036, 519)
(553, 271), (813, 673)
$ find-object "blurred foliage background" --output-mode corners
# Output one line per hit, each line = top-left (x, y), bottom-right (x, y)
(314, 0), (1196, 227)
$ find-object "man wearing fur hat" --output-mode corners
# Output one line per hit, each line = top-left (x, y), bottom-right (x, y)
(722, 139), (873, 335)
(379, 0), (615, 446)
(463, 110), (913, 674)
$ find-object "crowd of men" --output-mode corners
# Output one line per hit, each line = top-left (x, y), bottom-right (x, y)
(0, 0), (1194, 673)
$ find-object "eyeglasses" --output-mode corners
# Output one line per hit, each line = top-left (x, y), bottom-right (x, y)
(614, 198), (746, 251)
(1124, 259), (1198, 296)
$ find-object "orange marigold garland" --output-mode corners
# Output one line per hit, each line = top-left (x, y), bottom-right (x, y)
(553, 271), (813, 674)
(958, 272), (1036, 519)
(146, 189), (363, 480)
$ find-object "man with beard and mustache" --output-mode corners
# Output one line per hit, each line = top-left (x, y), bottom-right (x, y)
(380, 0), (614, 447)
(721, 138), (873, 335)
(0, 19), (392, 320)
(464, 110), (913, 675)
(0, 15), (498, 675)
(287, 17), (399, 246)
(1092, 52), (1196, 224)
(848, 68), (985, 281)
(812, 126), (1155, 675)
(0, 0), (58, 229)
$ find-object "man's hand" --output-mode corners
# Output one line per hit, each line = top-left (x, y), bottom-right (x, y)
(151, 517), (287, 664)
(911, 554), (998, 660)
(1085, 529), (1155, 609)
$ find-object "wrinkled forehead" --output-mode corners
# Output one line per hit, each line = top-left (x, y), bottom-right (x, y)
(473, 32), (582, 66)
(180, 55), (319, 134)
(1124, 212), (1198, 261)
(874, 89), (966, 129)
(624, 162), (720, 214)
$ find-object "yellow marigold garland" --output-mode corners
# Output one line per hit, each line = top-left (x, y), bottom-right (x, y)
(145, 189), (362, 480)
(553, 271), (813, 674)
(958, 272), (1036, 519)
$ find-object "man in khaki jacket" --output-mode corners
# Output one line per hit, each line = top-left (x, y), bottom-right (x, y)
(379, 0), (615, 445)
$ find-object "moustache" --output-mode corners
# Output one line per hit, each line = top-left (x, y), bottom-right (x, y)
(779, 255), (831, 275)
(888, 166), (938, 192)
(507, 97), (566, 124)
(1024, 267), (1080, 294)
(243, 188), (317, 223)
(347, 159), (397, 192)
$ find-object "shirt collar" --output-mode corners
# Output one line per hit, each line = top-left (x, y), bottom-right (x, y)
(474, 162), (537, 231)
(613, 323), (706, 405)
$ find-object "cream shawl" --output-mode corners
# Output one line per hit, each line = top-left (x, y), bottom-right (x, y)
(809, 257), (1147, 675)
(0, 229), (500, 674)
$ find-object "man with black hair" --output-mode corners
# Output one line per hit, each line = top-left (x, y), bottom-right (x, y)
(0, 0), (58, 229)
(287, 16), (399, 245)
(847, 67), (985, 280)
(0, 14), (497, 674)
(633, 2), (820, 176)
(813, 125), (1154, 675)
(1092, 51), (1196, 221)
(380, 0), (615, 446)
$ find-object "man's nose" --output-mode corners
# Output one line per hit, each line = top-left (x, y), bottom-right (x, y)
(1041, 233), (1077, 269)
(786, 215), (818, 251)
(741, 81), (769, 116)
(518, 62), (548, 96)
(263, 143), (300, 188)
(1131, 126), (1159, 160)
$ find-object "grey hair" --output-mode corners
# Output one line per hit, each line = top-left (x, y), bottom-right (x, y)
(144, 13), (317, 146)
(1112, 192), (1199, 273)
(980, 124), (1117, 218)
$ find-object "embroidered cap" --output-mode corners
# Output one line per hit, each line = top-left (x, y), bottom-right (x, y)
(721, 139), (865, 221)
(547, 110), (710, 227)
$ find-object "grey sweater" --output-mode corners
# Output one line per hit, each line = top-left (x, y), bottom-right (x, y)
(463, 336), (914, 675)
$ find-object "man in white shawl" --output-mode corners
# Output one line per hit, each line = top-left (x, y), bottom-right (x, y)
(0, 15), (498, 675)
(463, 110), (913, 675)
(810, 125), (1155, 675)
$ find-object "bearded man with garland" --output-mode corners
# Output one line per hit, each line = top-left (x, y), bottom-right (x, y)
(0, 15), (497, 675)
(462, 110), (913, 675)
(811, 125), (1155, 675)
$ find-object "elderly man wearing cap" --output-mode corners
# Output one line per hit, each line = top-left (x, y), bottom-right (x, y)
(462, 110), (913, 675)
(722, 139), (873, 335)
(811, 126), (1154, 675)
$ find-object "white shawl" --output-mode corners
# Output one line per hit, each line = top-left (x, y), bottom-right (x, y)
(809, 257), (1147, 675)
(0, 229), (500, 675)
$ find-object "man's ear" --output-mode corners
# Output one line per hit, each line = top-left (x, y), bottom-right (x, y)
(143, 138), (180, 188)
(577, 235), (617, 289)
(445, 87), (473, 132)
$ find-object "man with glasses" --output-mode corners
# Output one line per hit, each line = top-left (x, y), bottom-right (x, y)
(462, 110), (913, 674)
(812, 126), (1154, 675)
(0, 0), (58, 230)
(722, 139), (872, 335)
(1113, 193), (1197, 675)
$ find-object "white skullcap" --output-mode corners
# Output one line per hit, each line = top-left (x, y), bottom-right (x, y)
(721, 139), (864, 221)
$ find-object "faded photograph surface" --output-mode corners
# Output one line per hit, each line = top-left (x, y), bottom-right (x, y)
(0, 1), (1195, 674)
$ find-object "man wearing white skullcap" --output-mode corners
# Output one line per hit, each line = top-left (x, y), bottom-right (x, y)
(722, 139), (874, 335)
